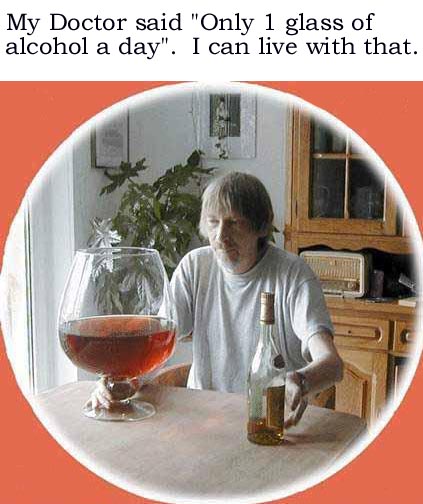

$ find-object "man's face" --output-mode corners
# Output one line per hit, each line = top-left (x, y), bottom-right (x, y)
(206, 209), (266, 274)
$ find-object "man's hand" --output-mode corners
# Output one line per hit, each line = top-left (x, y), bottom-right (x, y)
(88, 377), (113, 410)
(283, 331), (344, 428)
(87, 377), (140, 410)
(284, 370), (308, 428)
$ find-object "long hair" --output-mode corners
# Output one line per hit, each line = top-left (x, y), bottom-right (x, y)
(200, 172), (274, 249)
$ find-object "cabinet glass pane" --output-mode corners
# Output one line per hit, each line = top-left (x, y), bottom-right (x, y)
(349, 139), (363, 155)
(349, 160), (384, 220)
(311, 159), (346, 218)
(312, 122), (346, 153)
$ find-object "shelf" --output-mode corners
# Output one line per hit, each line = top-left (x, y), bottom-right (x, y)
(284, 229), (414, 255)
(326, 296), (417, 319)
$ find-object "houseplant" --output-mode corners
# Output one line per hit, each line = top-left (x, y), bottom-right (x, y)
(97, 150), (216, 276)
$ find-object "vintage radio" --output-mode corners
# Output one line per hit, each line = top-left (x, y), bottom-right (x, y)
(299, 251), (371, 298)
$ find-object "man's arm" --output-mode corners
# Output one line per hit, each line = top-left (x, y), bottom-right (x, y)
(170, 256), (194, 341)
(284, 330), (344, 428)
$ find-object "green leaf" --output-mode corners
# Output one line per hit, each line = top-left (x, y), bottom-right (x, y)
(153, 198), (162, 220)
(187, 150), (201, 167)
(100, 182), (119, 195)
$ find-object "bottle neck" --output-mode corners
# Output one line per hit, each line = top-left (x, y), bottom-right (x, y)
(259, 321), (284, 369)
(259, 321), (274, 345)
(260, 321), (274, 329)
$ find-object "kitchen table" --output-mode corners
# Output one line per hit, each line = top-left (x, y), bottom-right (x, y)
(33, 381), (367, 503)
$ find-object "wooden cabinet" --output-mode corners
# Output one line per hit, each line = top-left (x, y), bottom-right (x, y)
(292, 111), (398, 236)
(285, 109), (413, 255)
(332, 315), (389, 425)
(327, 300), (416, 428)
(285, 108), (419, 429)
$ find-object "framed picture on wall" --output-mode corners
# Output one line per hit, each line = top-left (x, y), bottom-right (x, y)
(195, 90), (256, 159)
(91, 109), (129, 169)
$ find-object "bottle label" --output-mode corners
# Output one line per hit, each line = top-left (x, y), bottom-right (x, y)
(266, 386), (285, 429)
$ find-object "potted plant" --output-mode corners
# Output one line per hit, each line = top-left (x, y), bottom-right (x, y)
(94, 150), (216, 276)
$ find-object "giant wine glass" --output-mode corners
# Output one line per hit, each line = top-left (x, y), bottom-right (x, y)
(58, 247), (176, 421)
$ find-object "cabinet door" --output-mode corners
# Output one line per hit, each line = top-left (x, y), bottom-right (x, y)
(292, 110), (397, 236)
(336, 347), (388, 427)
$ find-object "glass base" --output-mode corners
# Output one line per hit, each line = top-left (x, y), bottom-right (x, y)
(83, 398), (156, 422)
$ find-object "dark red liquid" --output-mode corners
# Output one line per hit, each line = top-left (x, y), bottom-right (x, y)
(59, 315), (176, 378)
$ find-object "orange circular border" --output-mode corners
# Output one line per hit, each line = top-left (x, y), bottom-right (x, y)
(0, 82), (422, 504)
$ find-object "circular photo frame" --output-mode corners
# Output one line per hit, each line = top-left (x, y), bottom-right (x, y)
(0, 82), (421, 503)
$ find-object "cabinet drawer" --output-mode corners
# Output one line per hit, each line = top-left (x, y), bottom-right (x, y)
(393, 320), (416, 354)
(332, 316), (390, 350)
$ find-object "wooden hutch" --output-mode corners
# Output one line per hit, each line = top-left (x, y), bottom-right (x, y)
(284, 109), (419, 428)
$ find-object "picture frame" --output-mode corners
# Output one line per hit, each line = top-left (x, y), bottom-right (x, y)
(91, 109), (129, 169)
(196, 90), (256, 159)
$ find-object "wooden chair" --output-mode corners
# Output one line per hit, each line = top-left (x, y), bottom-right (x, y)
(150, 363), (336, 409)
(311, 385), (335, 409)
(151, 363), (191, 387)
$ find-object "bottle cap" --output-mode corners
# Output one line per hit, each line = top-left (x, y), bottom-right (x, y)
(260, 292), (275, 324)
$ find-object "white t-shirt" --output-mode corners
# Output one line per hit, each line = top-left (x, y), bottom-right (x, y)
(170, 244), (333, 394)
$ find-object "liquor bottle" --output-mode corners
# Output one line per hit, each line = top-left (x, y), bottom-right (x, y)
(247, 292), (286, 445)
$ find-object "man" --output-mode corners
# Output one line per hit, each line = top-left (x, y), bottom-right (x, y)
(93, 172), (343, 427)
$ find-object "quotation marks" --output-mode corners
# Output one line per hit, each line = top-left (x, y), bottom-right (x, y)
(192, 13), (199, 21)
(160, 37), (175, 55)
(160, 36), (176, 54)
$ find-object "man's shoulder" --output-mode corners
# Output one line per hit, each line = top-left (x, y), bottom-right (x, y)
(173, 246), (215, 286)
(266, 245), (306, 269)
(179, 246), (214, 270)
(266, 245), (315, 282)
(183, 245), (213, 260)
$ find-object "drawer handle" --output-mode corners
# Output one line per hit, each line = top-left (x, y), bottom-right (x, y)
(402, 331), (413, 343)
